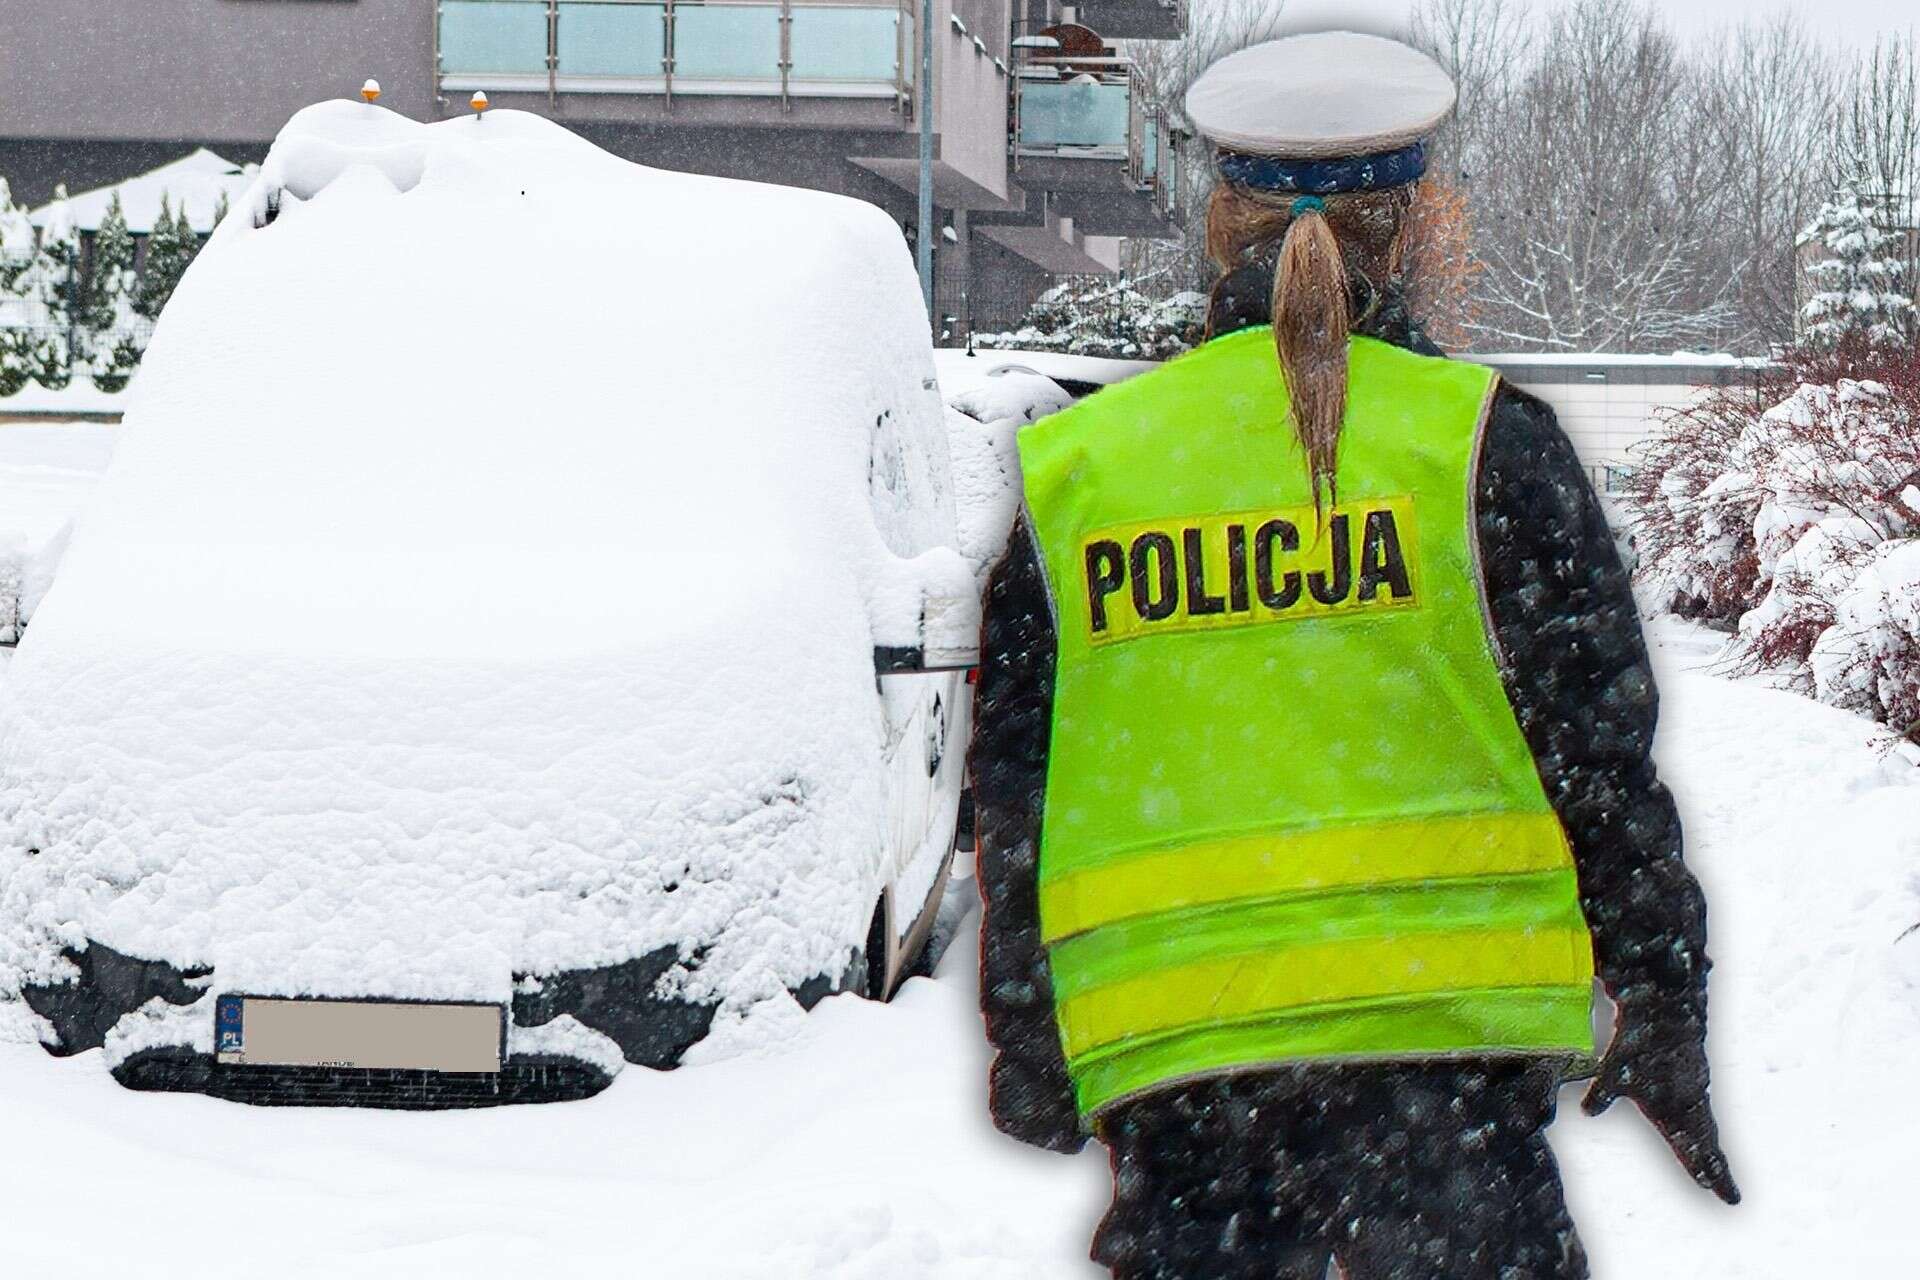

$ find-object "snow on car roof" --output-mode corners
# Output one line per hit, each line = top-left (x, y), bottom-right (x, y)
(0, 103), (957, 1030)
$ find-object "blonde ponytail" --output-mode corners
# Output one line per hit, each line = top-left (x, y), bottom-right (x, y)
(1272, 199), (1350, 510)
(1206, 183), (1417, 512)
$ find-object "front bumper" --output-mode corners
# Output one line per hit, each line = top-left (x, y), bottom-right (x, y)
(113, 1045), (613, 1108)
(24, 938), (855, 1108)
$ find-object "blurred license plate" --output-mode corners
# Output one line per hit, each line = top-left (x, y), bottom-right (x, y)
(215, 995), (503, 1073)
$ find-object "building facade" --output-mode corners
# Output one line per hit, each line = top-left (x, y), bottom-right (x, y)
(0, 0), (1190, 334)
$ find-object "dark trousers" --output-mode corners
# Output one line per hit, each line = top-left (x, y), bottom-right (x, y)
(1091, 1061), (1588, 1280)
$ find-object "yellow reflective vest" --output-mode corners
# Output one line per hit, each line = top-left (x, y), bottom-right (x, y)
(1016, 329), (1597, 1117)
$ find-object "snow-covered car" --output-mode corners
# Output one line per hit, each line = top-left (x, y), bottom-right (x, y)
(0, 102), (983, 1106)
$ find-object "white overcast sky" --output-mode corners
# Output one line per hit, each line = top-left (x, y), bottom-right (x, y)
(1274, 0), (1916, 49)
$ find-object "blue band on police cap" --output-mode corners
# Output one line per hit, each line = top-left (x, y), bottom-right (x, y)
(1216, 141), (1428, 195)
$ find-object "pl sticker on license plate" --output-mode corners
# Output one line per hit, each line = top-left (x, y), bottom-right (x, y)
(215, 993), (245, 1055)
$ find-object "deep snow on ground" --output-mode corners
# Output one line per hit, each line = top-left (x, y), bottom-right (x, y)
(0, 423), (113, 635)
(1560, 620), (1919, 1276)
(0, 423), (114, 551)
(0, 618), (1913, 1276)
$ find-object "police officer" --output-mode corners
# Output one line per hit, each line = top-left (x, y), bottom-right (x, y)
(970, 31), (1738, 1280)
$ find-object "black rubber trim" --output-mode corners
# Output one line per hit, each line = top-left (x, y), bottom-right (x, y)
(114, 1048), (613, 1108)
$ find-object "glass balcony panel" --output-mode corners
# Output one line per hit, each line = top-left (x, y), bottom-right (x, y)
(440, 0), (550, 75)
(674, 5), (783, 81)
(789, 7), (899, 83)
(1141, 127), (1159, 178)
(1019, 79), (1131, 150)
(557, 3), (667, 77)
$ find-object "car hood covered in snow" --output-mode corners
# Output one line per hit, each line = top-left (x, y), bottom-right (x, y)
(0, 103), (961, 1030)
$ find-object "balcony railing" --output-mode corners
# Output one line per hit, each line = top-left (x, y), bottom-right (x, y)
(1013, 57), (1186, 222)
(1013, 64), (1132, 158)
(436, 0), (913, 106)
(1137, 104), (1185, 222)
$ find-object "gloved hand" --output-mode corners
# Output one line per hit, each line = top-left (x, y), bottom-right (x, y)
(989, 1052), (1087, 1154)
(1583, 992), (1740, 1204)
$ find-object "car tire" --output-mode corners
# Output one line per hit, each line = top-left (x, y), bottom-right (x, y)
(862, 894), (895, 1002)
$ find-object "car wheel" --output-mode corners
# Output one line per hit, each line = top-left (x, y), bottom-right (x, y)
(862, 894), (894, 1002)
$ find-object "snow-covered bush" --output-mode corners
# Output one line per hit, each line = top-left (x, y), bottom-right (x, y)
(975, 275), (1203, 361)
(1807, 540), (1920, 733)
(1625, 339), (1920, 737)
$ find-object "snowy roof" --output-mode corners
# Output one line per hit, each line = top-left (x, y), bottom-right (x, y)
(29, 148), (256, 235)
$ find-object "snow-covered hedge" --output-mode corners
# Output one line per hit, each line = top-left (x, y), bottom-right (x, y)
(1624, 340), (1920, 738)
(974, 276), (1203, 361)
(0, 182), (178, 398)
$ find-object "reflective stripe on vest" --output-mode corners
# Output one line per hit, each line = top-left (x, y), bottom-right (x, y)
(1016, 330), (1597, 1117)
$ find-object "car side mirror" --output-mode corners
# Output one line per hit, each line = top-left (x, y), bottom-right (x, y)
(872, 549), (980, 675)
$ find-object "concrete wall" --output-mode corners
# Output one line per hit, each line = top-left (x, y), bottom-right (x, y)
(1485, 358), (1763, 489)
(935, 0), (1012, 205)
(0, 0), (439, 143)
(1081, 234), (1120, 271)
(968, 230), (1049, 330)
(1504, 378), (1693, 484)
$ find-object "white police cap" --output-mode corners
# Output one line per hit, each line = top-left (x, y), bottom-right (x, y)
(1185, 31), (1456, 160)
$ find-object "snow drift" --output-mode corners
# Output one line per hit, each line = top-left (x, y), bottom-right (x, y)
(0, 101), (962, 1058)
(1, 626), (1915, 1274)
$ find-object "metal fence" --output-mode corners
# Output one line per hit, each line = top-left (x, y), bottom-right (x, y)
(0, 318), (154, 389)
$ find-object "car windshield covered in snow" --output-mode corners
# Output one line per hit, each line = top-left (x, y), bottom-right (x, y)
(0, 102), (977, 1102)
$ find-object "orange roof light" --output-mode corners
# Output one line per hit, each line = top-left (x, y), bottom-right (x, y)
(471, 91), (490, 117)
(360, 79), (381, 104)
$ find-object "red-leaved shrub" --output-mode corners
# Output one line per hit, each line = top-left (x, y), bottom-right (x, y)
(1623, 338), (1920, 740)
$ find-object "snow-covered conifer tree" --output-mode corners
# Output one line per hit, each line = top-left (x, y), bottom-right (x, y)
(21, 184), (80, 390)
(135, 194), (196, 321)
(83, 191), (143, 393)
(0, 178), (36, 396)
(0, 178), (32, 291)
(1798, 186), (1916, 348)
